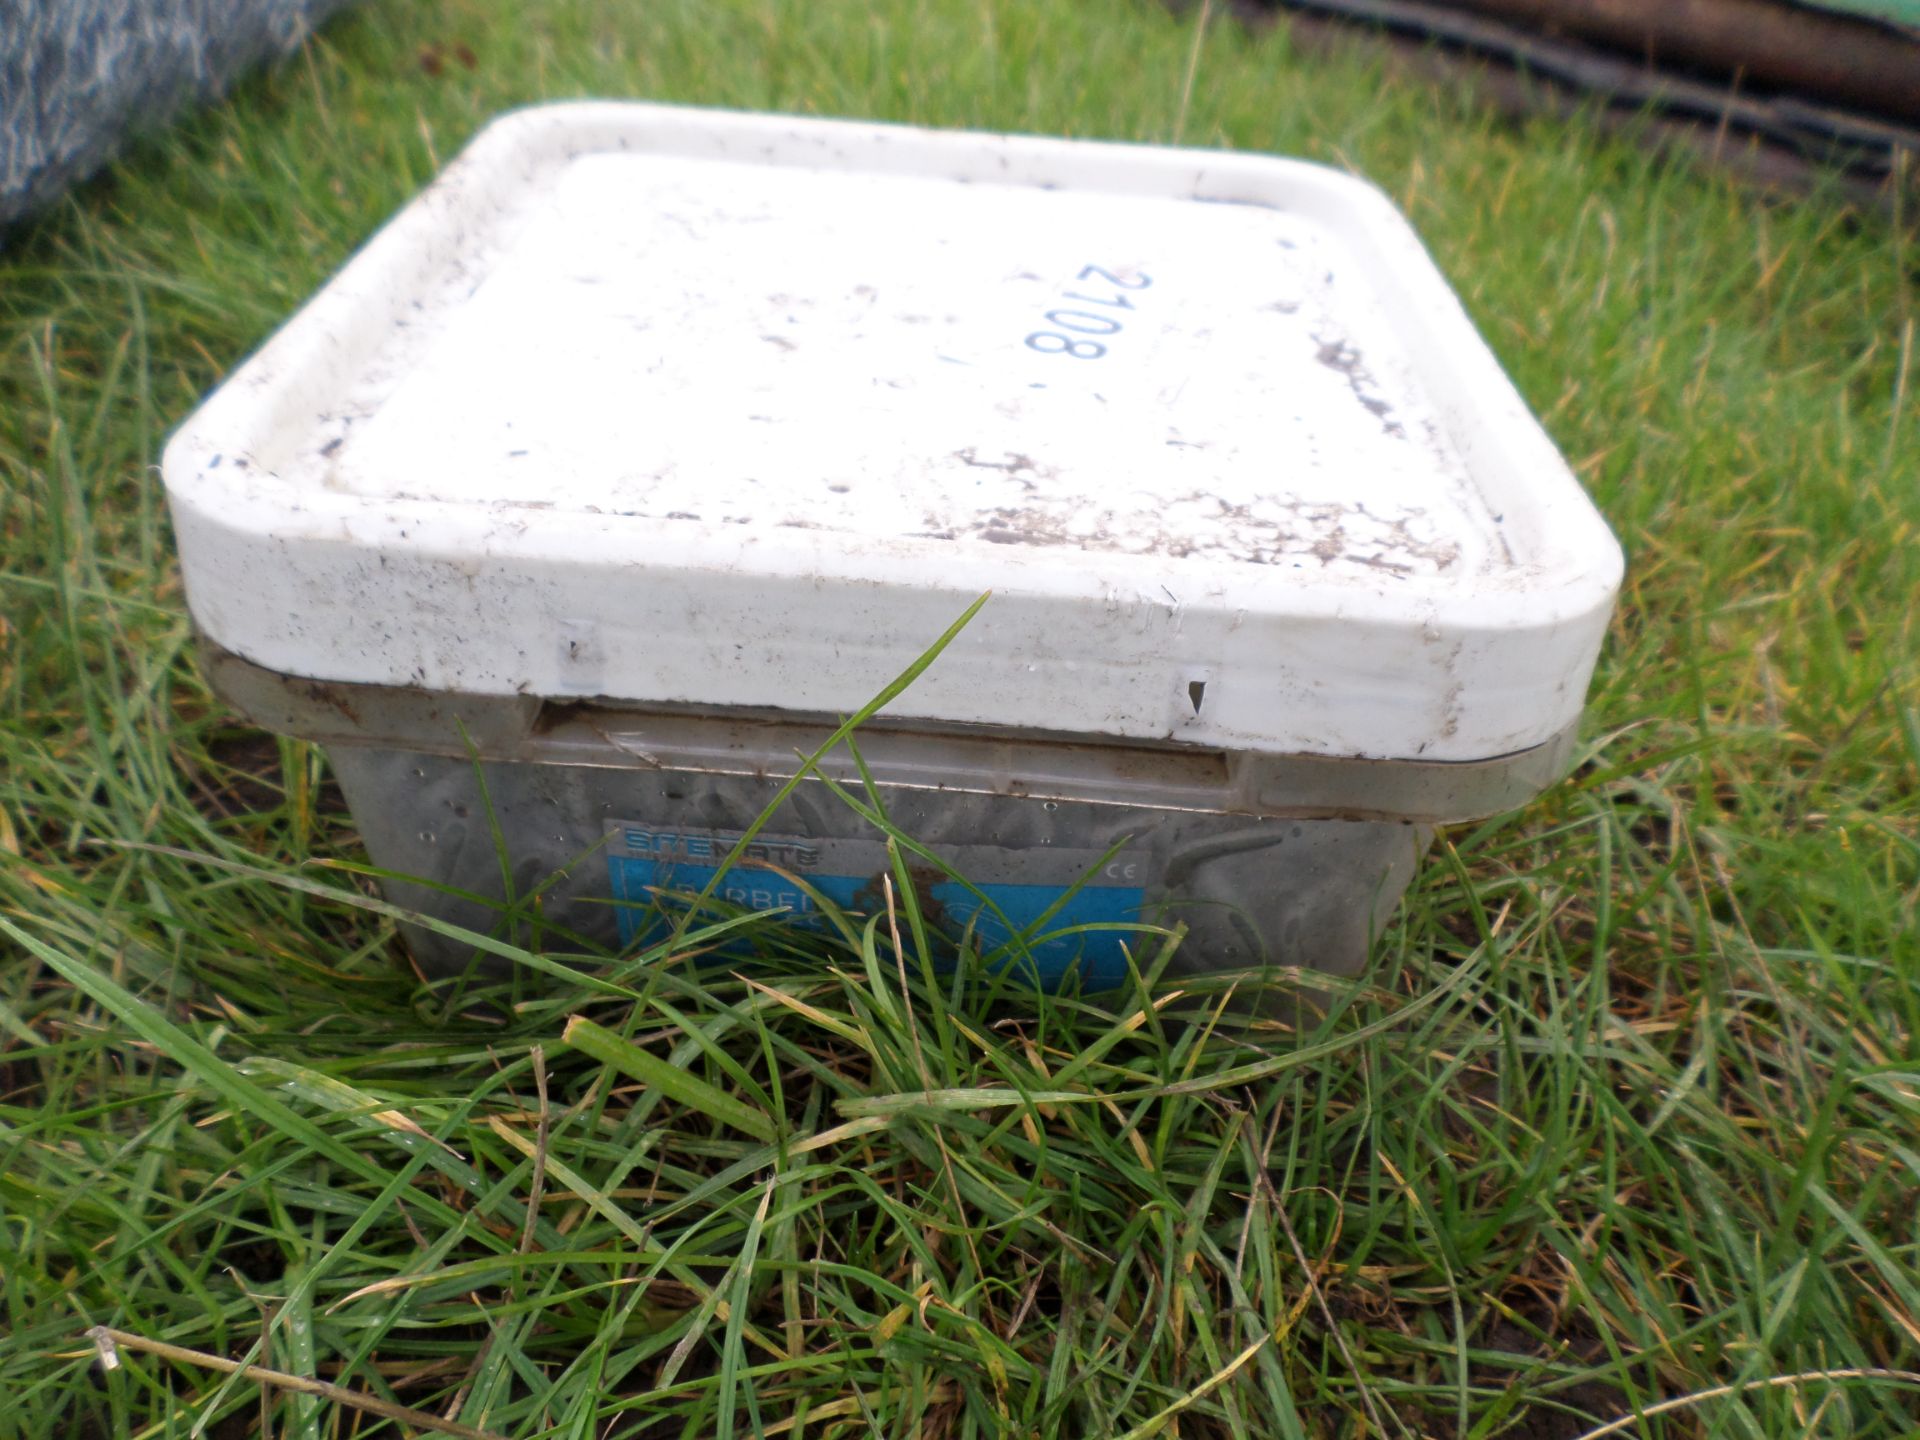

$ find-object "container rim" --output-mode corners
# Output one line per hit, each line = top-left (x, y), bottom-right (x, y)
(200, 638), (1583, 826)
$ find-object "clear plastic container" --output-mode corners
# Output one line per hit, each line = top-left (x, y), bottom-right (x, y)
(164, 104), (1621, 987)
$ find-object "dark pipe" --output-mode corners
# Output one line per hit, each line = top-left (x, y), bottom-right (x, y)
(1262, 0), (1920, 200)
(1446, 0), (1920, 124)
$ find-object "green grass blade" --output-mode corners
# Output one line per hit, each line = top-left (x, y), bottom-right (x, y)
(561, 1015), (778, 1143)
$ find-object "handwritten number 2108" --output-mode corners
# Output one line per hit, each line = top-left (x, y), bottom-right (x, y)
(1025, 266), (1152, 360)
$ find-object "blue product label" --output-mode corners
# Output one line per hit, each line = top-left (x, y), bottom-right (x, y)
(605, 822), (1148, 991)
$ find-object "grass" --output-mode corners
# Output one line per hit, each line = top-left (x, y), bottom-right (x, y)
(1, 0), (1917, 1435)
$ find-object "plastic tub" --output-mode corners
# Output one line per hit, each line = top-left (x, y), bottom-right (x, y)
(163, 103), (1621, 988)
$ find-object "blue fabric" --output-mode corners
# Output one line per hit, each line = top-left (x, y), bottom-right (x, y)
(1, 0), (362, 227)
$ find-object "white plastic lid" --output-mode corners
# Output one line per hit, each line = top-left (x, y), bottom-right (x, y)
(164, 103), (1620, 763)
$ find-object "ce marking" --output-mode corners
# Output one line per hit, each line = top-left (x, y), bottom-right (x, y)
(1104, 861), (1142, 882)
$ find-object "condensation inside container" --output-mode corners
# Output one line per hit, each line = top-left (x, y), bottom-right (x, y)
(329, 744), (1432, 990)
